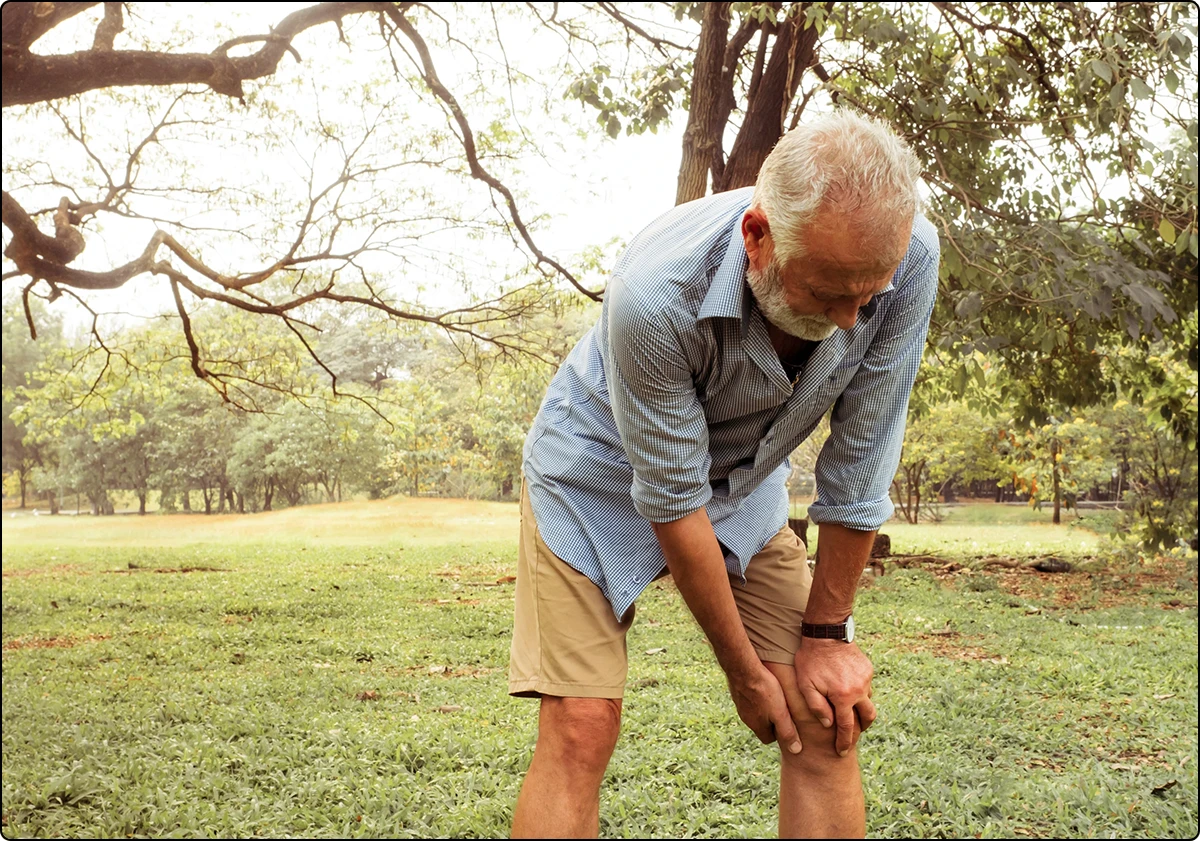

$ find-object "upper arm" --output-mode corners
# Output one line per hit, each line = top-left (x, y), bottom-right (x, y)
(605, 275), (713, 522)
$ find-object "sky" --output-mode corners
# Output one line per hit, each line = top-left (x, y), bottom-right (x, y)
(2, 2), (692, 334)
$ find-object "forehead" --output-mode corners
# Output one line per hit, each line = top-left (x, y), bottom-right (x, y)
(792, 214), (910, 297)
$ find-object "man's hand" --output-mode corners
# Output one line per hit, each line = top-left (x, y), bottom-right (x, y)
(727, 663), (804, 754)
(793, 638), (876, 756)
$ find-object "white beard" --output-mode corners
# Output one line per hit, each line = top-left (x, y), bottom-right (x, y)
(746, 259), (838, 341)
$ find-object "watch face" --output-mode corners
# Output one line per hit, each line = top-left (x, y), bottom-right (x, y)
(846, 614), (855, 643)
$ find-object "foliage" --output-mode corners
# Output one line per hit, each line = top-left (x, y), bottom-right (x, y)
(1001, 414), (1113, 524)
(891, 401), (1001, 523)
(2, 294), (589, 513)
(1, 294), (65, 508)
(1098, 399), (1199, 555)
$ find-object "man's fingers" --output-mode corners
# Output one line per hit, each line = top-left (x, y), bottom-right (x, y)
(856, 696), (878, 733)
(800, 688), (835, 729)
(834, 704), (856, 756)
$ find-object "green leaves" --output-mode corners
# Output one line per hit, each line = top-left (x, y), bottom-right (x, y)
(1090, 58), (1113, 84)
(954, 291), (983, 320)
(1158, 217), (1177, 245)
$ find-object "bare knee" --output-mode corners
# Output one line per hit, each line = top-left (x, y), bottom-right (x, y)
(537, 696), (622, 778)
(782, 717), (863, 775)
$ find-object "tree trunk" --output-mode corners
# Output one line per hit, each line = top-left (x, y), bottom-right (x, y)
(717, 9), (820, 192)
(182, 489), (192, 512)
(263, 482), (273, 512)
(19, 470), (28, 508)
(46, 488), (59, 515)
(1051, 437), (1062, 524)
(676, 2), (732, 205)
(202, 487), (212, 514)
(137, 491), (146, 515)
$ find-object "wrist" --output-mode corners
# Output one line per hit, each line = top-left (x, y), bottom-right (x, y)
(721, 649), (766, 686)
(801, 613), (855, 643)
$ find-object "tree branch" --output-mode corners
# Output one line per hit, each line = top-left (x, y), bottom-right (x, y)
(1, 2), (98, 52)
(92, 2), (123, 51)
(383, 6), (602, 301)
(2, 2), (395, 107)
(2, 190), (85, 266)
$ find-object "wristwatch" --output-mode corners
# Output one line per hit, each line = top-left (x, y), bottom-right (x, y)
(801, 614), (855, 643)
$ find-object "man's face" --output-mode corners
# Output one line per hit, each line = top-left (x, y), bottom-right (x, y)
(745, 210), (912, 340)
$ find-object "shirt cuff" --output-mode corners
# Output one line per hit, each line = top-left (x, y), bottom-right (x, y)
(632, 479), (714, 523)
(806, 496), (894, 531)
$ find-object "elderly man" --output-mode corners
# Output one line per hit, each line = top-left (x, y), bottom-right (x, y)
(509, 110), (938, 838)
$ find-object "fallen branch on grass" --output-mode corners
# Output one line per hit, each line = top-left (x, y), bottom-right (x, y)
(888, 554), (1074, 574)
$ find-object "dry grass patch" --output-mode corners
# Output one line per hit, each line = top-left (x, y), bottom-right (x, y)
(893, 631), (1010, 663)
(3, 634), (110, 652)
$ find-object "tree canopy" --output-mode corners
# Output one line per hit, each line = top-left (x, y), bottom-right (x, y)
(2, 2), (1197, 545)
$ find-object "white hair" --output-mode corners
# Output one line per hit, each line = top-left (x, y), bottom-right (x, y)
(751, 110), (923, 265)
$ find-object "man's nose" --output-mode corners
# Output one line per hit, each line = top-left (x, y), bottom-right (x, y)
(826, 300), (860, 330)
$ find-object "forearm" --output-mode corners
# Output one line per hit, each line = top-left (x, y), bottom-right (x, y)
(806, 524), (876, 623)
(652, 507), (760, 682)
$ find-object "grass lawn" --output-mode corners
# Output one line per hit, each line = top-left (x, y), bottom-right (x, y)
(2, 500), (1196, 838)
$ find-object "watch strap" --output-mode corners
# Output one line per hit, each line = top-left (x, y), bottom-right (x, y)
(801, 622), (849, 640)
(801, 615), (854, 642)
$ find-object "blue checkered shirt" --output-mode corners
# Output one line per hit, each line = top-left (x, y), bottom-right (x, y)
(524, 187), (940, 619)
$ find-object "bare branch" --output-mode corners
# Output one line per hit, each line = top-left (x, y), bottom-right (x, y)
(2, 190), (85, 266)
(384, 6), (602, 301)
(169, 276), (206, 380)
(213, 33), (301, 64)
(592, 2), (691, 53)
(2, 2), (408, 107)
(21, 281), (39, 340)
(92, 2), (123, 50)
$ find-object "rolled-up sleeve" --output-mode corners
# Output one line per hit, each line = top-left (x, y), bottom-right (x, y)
(808, 239), (940, 530)
(604, 274), (713, 522)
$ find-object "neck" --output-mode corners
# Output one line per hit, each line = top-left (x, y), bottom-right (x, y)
(766, 321), (811, 359)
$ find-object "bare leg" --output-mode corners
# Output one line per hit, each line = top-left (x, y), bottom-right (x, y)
(764, 661), (865, 838)
(511, 696), (622, 838)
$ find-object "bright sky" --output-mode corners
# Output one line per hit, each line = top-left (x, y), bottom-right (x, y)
(2, 2), (690, 333)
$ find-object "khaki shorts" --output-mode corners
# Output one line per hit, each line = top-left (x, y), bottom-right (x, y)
(508, 485), (812, 699)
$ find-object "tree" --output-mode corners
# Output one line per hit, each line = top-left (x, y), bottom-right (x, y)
(3, 2), (608, 409)
(2, 293), (63, 507)
(890, 400), (1001, 523)
(1001, 414), (1113, 524)
(598, 3), (1193, 384)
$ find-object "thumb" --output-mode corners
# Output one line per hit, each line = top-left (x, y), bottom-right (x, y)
(800, 687), (835, 730)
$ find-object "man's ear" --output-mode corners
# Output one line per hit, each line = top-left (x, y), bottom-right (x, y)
(741, 208), (771, 269)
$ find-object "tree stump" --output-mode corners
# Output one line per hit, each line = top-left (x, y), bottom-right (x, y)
(787, 517), (808, 545)
(871, 533), (891, 558)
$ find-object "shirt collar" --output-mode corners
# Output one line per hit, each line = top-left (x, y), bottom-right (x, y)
(697, 219), (750, 323)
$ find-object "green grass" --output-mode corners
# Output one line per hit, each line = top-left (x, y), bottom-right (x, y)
(3, 500), (1197, 838)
